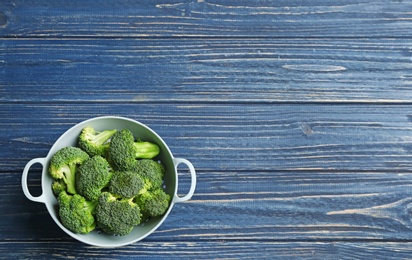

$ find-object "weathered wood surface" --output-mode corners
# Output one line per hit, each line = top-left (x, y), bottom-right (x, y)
(1, 0), (412, 259)
(2, 38), (412, 103)
(1, 241), (412, 259)
(3, 103), (412, 172)
(1, 0), (412, 38)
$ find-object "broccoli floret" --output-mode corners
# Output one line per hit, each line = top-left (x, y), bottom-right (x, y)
(108, 129), (135, 170)
(76, 155), (113, 201)
(108, 129), (160, 171)
(58, 191), (97, 234)
(134, 139), (160, 159)
(136, 188), (171, 221)
(109, 171), (146, 199)
(49, 146), (89, 194)
(95, 192), (141, 236)
(78, 126), (117, 157)
(134, 159), (165, 191)
(52, 180), (67, 197)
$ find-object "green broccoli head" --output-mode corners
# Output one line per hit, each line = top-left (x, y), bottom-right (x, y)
(52, 180), (67, 197)
(78, 126), (117, 157)
(108, 129), (136, 170)
(108, 129), (160, 171)
(134, 159), (165, 191)
(136, 188), (171, 221)
(49, 146), (90, 194)
(76, 155), (113, 201)
(95, 192), (141, 236)
(109, 171), (146, 199)
(58, 191), (97, 234)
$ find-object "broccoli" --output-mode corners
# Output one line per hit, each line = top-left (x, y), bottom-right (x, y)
(58, 191), (97, 234)
(78, 126), (117, 157)
(108, 129), (160, 171)
(49, 127), (171, 237)
(95, 192), (141, 236)
(109, 171), (146, 199)
(134, 159), (165, 191)
(52, 180), (67, 197)
(136, 188), (171, 221)
(134, 138), (160, 159)
(49, 146), (90, 194)
(76, 155), (113, 201)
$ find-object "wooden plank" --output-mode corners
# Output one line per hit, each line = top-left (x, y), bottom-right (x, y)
(0, 241), (411, 259)
(7, 168), (412, 241)
(2, 38), (412, 103)
(3, 103), (412, 172)
(1, 0), (412, 38)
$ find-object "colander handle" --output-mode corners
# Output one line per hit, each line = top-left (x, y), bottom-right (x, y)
(22, 158), (47, 203)
(172, 158), (196, 203)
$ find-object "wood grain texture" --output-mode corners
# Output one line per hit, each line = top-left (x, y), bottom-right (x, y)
(0, 241), (412, 259)
(2, 0), (412, 258)
(1, 0), (412, 38)
(3, 103), (412, 250)
(3, 103), (412, 172)
(10, 168), (412, 241)
(0, 241), (411, 260)
(5, 168), (412, 258)
(2, 38), (412, 103)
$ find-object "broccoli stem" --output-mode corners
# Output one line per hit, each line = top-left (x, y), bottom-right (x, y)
(133, 142), (160, 159)
(84, 200), (98, 214)
(62, 163), (78, 194)
(94, 130), (117, 145)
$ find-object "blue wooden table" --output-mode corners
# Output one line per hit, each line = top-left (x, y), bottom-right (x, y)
(2, 0), (412, 258)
